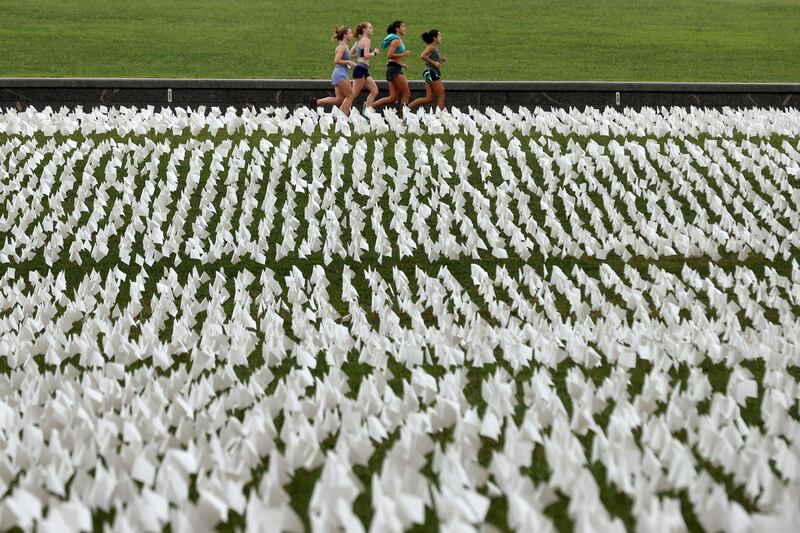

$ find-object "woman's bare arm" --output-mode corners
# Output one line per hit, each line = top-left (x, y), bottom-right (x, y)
(387, 39), (408, 61)
(333, 44), (354, 66)
(362, 38), (380, 59)
(420, 44), (440, 68)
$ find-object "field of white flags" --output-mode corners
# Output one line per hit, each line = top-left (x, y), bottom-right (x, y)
(1, 103), (800, 532)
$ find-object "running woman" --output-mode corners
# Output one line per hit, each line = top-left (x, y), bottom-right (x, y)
(409, 29), (447, 111)
(372, 21), (411, 112)
(350, 22), (382, 113)
(309, 26), (357, 116)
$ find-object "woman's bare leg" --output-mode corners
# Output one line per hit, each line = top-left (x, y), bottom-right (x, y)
(351, 77), (367, 109)
(431, 80), (445, 110)
(409, 84), (434, 110)
(317, 85), (345, 107)
(337, 80), (355, 116)
(365, 77), (379, 108)
(397, 75), (410, 106)
(373, 79), (399, 109)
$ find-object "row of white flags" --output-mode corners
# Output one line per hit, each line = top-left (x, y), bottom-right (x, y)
(1, 112), (799, 267)
(1, 261), (799, 531)
(1, 104), (799, 139)
(0, 105), (799, 531)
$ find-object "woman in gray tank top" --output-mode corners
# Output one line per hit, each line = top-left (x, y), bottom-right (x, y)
(410, 29), (447, 111)
(309, 26), (357, 116)
(350, 21), (382, 114)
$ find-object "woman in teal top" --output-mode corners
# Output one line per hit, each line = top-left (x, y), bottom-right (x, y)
(372, 20), (412, 113)
(410, 29), (447, 111)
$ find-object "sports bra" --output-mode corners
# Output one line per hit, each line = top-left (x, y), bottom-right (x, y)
(381, 34), (406, 54)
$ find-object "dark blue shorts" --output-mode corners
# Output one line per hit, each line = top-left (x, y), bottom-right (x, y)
(353, 64), (370, 79)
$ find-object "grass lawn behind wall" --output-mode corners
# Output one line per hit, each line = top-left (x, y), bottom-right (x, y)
(1, 0), (798, 81)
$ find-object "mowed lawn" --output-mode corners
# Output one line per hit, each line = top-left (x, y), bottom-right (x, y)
(1, 0), (799, 81)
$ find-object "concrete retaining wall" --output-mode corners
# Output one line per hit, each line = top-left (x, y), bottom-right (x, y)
(1, 78), (799, 111)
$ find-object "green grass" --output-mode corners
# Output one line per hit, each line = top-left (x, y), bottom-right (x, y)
(1, 0), (798, 81)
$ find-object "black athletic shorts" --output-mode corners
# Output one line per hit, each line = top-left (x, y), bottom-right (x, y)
(386, 62), (403, 81)
(353, 64), (370, 79)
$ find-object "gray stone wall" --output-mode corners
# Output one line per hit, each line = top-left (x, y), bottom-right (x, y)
(1, 78), (798, 111)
